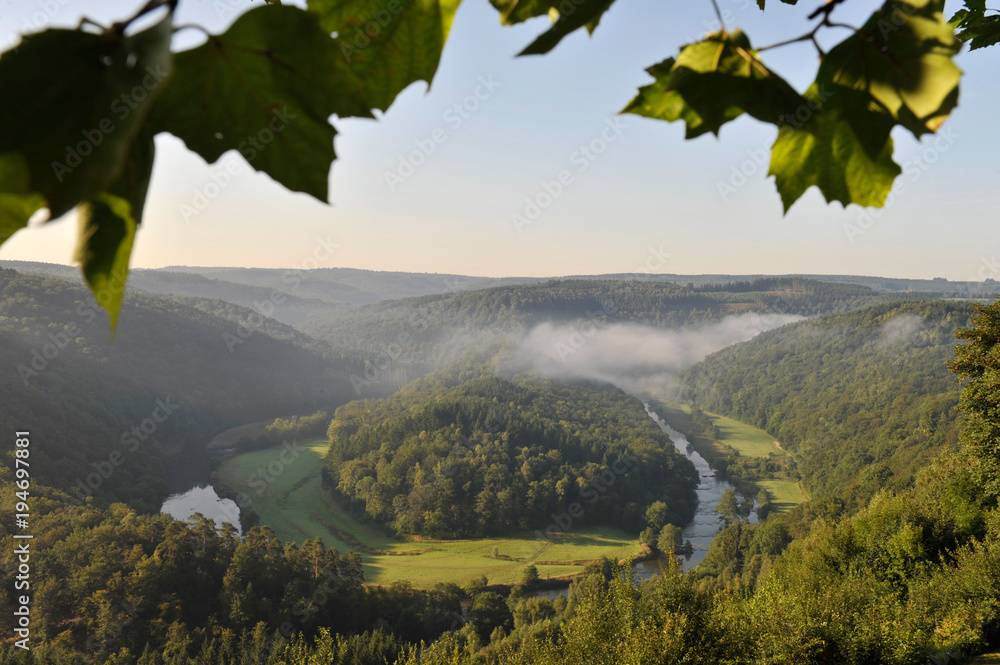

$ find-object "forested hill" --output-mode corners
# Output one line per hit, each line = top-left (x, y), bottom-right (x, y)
(2, 261), (538, 308)
(160, 266), (542, 302)
(0, 268), (366, 509)
(324, 353), (698, 538)
(1, 261), (354, 324)
(679, 300), (973, 506)
(298, 277), (880, 368)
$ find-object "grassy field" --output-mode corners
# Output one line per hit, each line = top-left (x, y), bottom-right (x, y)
(758, 479), (809, 513)
(703, 413), (809, 509)
(669, 404), (780, 459)
(971, 654), (1000, 665)
(699, 411), (809, 512)
(216, 440), (640, 588)
(708, 412), (782, 458)
(705, 411), (809, 513)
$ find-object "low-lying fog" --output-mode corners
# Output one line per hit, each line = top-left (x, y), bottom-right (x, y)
(514, 312), (805, 397)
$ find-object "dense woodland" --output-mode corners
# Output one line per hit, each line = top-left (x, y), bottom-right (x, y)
(0, 505), (471, 662)
(323, 353), (698, 537)
(679, 300), (969, 506)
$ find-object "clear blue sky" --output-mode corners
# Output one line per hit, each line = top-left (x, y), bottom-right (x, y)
(0, 0), (997, 279)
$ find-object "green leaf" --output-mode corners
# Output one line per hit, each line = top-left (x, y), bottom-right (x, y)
(490, 0), (560, 25)
(951, 0), (1000, 50)
(621, 58), (711, 137)
(148, 5), (371, 203)
(490, 0), (609, 35)
(518, 0), (615, 56)
(817, 0), (961, 138)
(958, 13), (1000, 49)
(622, 31), (805, 138)
(0, 12), (172, 226)
(0, 153), (46, 244)
(74, 130), (153, 333)
(309, 0), (463, 112)
(948, 7), (970, 27)
(769, 87), (901, 212)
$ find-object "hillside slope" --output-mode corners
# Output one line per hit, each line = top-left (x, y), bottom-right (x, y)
(0, 269), (366, 507)
(679, 300), (971, 505)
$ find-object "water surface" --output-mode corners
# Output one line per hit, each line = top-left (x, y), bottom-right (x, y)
(161, 485), (242, 536)
(644, 404), (735, 571)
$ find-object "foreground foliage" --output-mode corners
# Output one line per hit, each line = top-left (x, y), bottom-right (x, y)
(0, 0), (986, 326)
(950, 301), (1000, 500)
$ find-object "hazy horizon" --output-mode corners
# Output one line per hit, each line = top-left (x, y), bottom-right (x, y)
(1, 257), (993, 284)
(2, 0), (997, 280)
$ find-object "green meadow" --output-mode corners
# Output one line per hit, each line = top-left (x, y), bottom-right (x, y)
(216, 440), (640, 587)
(697, 410), (809, 511)
(757, 479), (809, 513)
(706, 411), (782, 458)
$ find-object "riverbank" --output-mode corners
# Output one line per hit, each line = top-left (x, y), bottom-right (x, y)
(650, 401), (808, 515)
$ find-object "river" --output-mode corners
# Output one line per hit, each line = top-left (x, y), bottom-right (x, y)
(160, 485), (242, 537)
(161, 404), (735, 583)
(643, 403), (738, 571)
(529, 405), (738, 599)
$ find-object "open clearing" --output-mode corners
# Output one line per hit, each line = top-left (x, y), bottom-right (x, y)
(703, 413), (810, 510)
(707, 412), (782, 458)
(216, 440), (640, 587)
(758, 479), (809, 513)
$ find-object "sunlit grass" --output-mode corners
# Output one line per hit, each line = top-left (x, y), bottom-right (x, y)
(657, 402), (807, 514)
(217, 440), (641, 587)
(758, 479), (808, 514)
(708, 412), (781, 458)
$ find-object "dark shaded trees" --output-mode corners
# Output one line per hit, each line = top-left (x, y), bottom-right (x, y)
(950, 301), (1000, 500)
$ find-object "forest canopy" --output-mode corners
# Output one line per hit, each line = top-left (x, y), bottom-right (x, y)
(324, 353), (699, 537)
(679, 300), (971, 505)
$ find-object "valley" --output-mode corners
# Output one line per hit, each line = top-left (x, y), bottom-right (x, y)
(3, 0), (999, 657)
(2, 264), (998, 664)
(197, 400), (782, 586)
